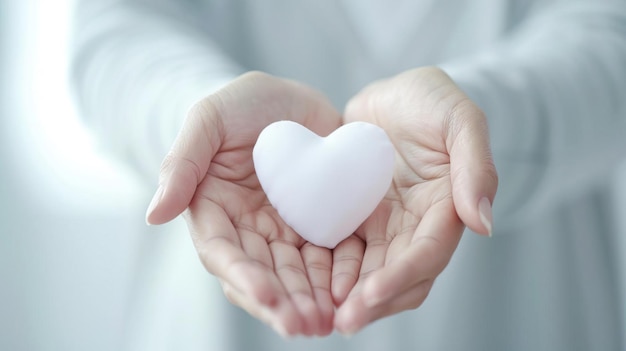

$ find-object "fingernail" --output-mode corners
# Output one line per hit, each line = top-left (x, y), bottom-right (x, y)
(339, 325), (360, 338)
(145, 185), (164, 225)
(478, 197), (493, 237)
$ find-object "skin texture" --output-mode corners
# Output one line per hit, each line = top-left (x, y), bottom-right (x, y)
(145, 67), (498, 337)
(332, 67), (498, 334)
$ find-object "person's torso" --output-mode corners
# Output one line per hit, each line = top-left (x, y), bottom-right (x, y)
(193, 0), (539, 106)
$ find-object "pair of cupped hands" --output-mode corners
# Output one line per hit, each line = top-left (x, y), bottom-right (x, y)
(145, 67), (498, 337)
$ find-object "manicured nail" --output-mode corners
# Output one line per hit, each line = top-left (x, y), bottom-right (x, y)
(478, 197), (493, 237)
(145, 185), (164, 225)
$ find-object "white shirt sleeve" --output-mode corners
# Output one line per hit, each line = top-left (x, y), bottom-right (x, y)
(71, 0), (240, 180)
(441, 1), (626, 232)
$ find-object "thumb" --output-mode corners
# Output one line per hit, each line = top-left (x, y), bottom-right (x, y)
(145, 100), (223, 225)
(447, 100), (498, 236)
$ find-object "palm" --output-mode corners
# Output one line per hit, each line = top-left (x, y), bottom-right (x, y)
(360, 132), (460, 270)
(191, 143), (335, 336)
(332, 118), (464, 326)
(332, 68), (480, 333)
(168, 73), (341, 336)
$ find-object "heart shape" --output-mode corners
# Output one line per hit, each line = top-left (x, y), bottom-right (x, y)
(253, 121), (395, 249)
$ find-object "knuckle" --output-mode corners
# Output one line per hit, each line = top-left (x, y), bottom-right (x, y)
(158, 153), (176, 179)
(413, 65), (444, 77)
(343, 97), (365, 124)
(240, 70), (271, 82)
(276, 262), (307, 277)
(187, 96), (220, 123)
(447, 98), (485, 132)
(159, 152), (203, 185)
(485, 161), (499, 188)
(406, 282), (433, 310)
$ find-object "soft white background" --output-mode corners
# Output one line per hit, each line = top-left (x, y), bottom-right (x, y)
(1, 1), (625, 350)
(2, 1), (149, 350)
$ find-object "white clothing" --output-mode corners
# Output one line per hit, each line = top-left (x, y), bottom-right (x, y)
(72, 1), (626, 350)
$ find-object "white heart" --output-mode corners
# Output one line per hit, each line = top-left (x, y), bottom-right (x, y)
(253, 121), (395, 249)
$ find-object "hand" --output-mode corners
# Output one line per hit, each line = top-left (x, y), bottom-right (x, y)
(331, 67), (498, 334)
(145, 72), (341, 337)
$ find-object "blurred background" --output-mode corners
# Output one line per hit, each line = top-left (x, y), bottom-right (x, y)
(1, 1), (625, 351)
(1, 0), (147, 350)
(0, 1), (216, 350)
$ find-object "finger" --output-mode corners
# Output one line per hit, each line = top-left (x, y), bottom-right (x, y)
(338, 235), (390, 306)
(361, 200), (463, 308)
(331, 236), (365, 306)
(446, 98), (498, 236)
(238, 227), (275, 274)
(220, 281), (292, 338)
(334, 280), (433, 335)
(226, 260), (304, 337)
(146, 97), (223, 224)
(269, 240), (319, 336)
(301, 243), (335, 336)
(186, 196), (303, 335)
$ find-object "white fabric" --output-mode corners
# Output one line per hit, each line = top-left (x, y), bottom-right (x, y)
(71, 0), (626, 350)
